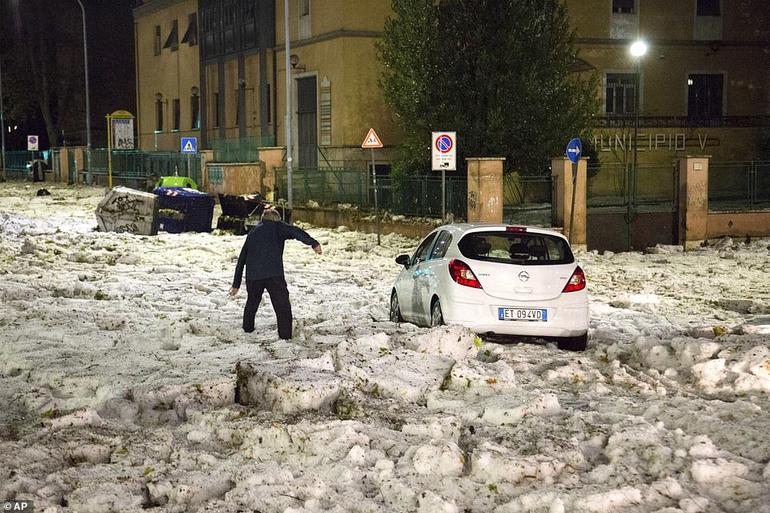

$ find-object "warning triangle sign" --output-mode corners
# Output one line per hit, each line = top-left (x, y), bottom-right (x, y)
(361, 128), (383, 149)
(183, 140), (195, 152)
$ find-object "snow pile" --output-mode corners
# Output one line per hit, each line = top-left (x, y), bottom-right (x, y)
(1, 183), (770, 513)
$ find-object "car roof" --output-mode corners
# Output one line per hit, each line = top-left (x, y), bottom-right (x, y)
(434, 223), (568, 241)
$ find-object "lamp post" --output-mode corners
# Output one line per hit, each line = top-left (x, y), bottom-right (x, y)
(75, 0), (91, 184)
(626, 39), (647, 244)
(283, 0), (293, 214)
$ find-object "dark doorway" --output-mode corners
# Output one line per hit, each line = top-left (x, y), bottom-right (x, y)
(297, 76), (318, 168)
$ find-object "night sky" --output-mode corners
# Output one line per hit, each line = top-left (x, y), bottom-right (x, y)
(1, 0), (136, 149)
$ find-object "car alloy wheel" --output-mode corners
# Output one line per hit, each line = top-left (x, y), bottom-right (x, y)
(430, 299), (443, 327)
(390, 291), (403, 323)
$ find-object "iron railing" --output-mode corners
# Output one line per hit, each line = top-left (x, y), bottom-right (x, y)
(274, 167), (468, 219)
(88, 149), (202, 187)
(595, 115), (770, 128)
(709, 161), (770, 211)
(208, 135), (276, 163)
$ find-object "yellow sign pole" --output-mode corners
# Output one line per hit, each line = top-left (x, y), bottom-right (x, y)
(105, 113), (113, 188)
(105, 111), (134, 189)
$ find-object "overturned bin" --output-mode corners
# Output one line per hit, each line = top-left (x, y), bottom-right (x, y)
(95, 186), (159, 235)
(155, 187), (215, 233)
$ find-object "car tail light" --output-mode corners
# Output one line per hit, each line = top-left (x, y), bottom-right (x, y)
(506, 226), (527, 232)
(448, 259), (483, 289)
(562, 266), (586, 293)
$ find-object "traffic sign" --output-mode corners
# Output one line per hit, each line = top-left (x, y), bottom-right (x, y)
(432, 131), (456, 171)
(566, 137), (582, 164)
(27, 135), (39, 151)
(361, 128), (383, 149)
(181, 137), (198, 154)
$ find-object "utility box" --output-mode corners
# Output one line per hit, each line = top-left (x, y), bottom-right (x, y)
(95, 186), (159, 235)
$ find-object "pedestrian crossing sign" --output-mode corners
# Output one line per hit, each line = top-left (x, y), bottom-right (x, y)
(361, 128), (383, 149)
(181, 137), (198, 154)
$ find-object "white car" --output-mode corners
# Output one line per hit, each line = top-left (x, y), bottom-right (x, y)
(390, 224), (589, 351)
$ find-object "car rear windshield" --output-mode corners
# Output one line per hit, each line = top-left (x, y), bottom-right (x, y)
(457, 231), (574, 265)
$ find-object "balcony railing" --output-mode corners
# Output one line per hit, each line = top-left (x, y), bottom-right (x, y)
(594, 115), (770, 128)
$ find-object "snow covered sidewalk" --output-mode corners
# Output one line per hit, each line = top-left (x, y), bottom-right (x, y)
(1, 182), (769, 513)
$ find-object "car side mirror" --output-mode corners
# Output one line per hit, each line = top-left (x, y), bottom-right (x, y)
(395, 254), (410, 268)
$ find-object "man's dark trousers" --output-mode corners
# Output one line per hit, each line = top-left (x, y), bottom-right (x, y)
(243, 277), (293, 339)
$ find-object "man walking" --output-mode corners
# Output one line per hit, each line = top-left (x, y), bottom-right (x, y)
(229, 208), (322, 339)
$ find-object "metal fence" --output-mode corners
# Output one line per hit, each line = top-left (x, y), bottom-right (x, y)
(274, 167), (468, 219)
(709, 161), (770, 211)
(209, 136), (275, 163)
(503, 174), (552, 225)
(89, 149), (202, 187)
(3, 150), (37, 179)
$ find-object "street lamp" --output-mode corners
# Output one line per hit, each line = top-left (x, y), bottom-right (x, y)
(627, 39), (647, 237)
(284, 0), (293, 214)
(75, 0), (92, 184)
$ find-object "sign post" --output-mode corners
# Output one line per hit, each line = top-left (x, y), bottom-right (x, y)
(565, 137), (582, 244)
(361, 128), (384, 245)
(432, 131), (457, 221)
(105, 110), (135, 188)
(181, 137), (198, 182)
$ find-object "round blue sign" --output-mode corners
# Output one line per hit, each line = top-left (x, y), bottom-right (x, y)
(566, 138), (582, 164)
(436, 135), (453, 153)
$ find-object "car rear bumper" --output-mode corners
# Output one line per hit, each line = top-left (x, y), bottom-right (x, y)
(441, 296), (588, 338)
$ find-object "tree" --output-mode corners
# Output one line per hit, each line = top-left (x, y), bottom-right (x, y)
(1, 0), (86, 148)
(377, 0), (599, 176)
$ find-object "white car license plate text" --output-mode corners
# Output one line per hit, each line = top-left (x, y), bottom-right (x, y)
(498, 308), (547, 322)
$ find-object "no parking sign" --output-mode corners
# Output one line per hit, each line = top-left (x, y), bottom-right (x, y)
(27, 135), (39, 151)
(432, 131), (456, 171)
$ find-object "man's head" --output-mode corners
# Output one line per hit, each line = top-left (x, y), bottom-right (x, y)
(261, 208), (281, 222)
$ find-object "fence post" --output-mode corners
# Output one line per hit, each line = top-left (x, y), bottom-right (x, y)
(466, 158), (505, 223)
(678, 156), (710, 250)
(551, 157), (587, 247)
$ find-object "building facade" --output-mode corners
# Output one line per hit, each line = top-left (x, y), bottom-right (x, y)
(134, 0), (769, 170)
(566, 0), (770, 166)
(134, 0), (201, 151)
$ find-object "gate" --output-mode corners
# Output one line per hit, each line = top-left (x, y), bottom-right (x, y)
(586, 162), (678, 252)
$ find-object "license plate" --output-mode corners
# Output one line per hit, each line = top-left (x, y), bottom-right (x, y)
(498, 308), (547, 322)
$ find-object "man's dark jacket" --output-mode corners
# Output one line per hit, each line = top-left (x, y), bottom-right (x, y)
(232, 220), (319, 287)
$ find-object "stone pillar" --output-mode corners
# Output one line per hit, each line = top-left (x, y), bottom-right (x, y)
(466, 158), (505, 223)
(678, 156), (709, 250)
(58, 149), (70, 183)
(551, 157), (587, 247)
(199, 149), (214, 191)
(71, 147), (85, 184)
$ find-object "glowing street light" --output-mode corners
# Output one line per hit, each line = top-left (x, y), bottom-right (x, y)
(626, 39), (648, 244)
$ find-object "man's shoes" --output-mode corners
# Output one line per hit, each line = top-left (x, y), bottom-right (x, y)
(243, 327), (255, 333)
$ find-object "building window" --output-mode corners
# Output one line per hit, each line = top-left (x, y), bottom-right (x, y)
(191, 87), (200, 129)
(155, 94), (164, 131)
(612, 0), (634, 14)
(181, 13), (198, 46)
(172, 98), (180, 131)
(697, 0), (720, 16)
(164, 19), (179, 51)
(153, 25), (161, 55)
(688, 74), (723, 117)
(605, 73), (637, 115)
(299, 0), (311, 39)
(213, 92), (220, 128)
